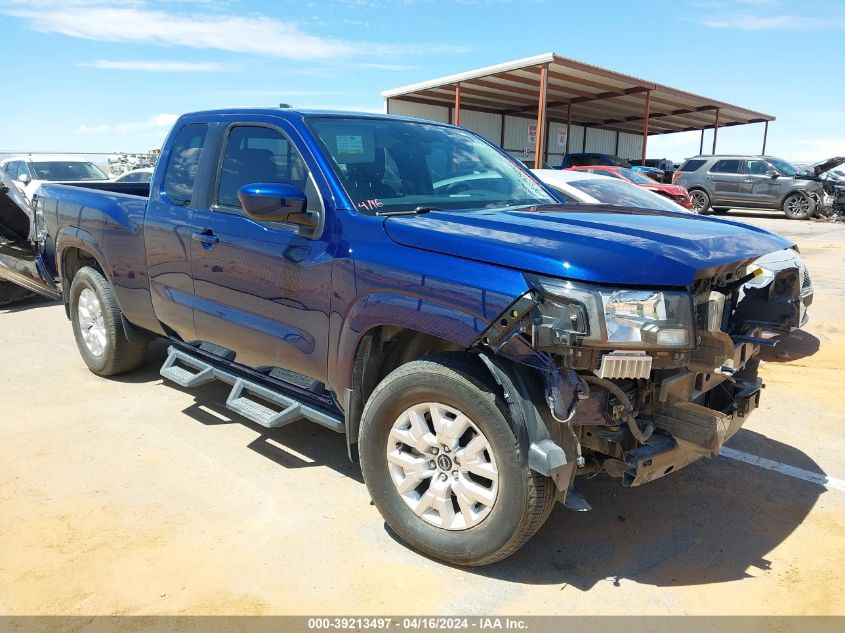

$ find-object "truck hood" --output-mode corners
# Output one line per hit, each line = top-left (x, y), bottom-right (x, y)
(808, 156), (845, 176)
(383, 204), (793, 287)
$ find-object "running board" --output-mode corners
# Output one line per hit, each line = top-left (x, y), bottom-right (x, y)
(160, 346), (344, 433)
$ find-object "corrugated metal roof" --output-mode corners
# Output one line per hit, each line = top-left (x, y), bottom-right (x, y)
(382, 52), (774, 135)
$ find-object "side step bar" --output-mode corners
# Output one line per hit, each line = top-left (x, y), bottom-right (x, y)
(160, 346), (344, 433)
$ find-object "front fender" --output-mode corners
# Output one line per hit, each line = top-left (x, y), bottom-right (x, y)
(334, 290), (497, 395)
(329, 251), (530, 396)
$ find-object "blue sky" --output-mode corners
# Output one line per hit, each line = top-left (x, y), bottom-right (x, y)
(0, 0), (842, 162)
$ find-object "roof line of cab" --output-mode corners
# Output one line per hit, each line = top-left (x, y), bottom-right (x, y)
(176, 108), (456, 127)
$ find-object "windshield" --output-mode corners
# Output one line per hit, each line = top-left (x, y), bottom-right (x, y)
(767, 157), (801, 177)
(566, 179), (687, 213)
(30, 161), (109, 181)
(305, 117), (556, 213)
(607, 155), (631, 167)
(615, 168), (654, 185)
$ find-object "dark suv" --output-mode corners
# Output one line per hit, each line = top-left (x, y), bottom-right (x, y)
(673, 155), (825, 219)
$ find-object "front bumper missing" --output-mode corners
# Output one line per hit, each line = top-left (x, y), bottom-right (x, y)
(625, 378), (762, 486)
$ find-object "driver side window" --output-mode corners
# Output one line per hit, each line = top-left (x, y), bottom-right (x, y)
(216, 125), (321, 221)
(745, 160), (770, 175)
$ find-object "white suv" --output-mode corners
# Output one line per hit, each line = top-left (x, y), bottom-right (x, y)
(0, 154), (110, 202)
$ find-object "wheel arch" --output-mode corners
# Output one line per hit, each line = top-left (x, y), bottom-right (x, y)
(59, 242), (106, 317)
(779, 188), (812, 211)
(687, 185), (713, 197)
(344, 324), (466, 460)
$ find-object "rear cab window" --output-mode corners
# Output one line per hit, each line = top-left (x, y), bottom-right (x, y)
(162, 123), (209, 207)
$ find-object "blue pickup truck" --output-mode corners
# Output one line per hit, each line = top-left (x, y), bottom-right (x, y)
(2, 108), (809, 565)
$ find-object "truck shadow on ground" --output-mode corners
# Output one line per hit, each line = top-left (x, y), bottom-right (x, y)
(0, 295), (60, 314)
(456, 428), (825, 590)
(758, 329), (820, 363)
(116, 340), (364, 481)
(120, 342), (825, 589)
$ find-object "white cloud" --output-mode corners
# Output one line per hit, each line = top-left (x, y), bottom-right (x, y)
(8, 7), (354, 59)
(80, 59), (236, 72)
(77, 113), (179, 134)
(4, 5), (470, 59)
(702, 13), (844, 30)
(356, 62), (417, 71)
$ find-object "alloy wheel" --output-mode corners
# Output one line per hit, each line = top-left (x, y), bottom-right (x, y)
(690, 190), (708, 212)
(386, 402), (499, 530)
(77, 288), (108, 357)
(785, 195), (811, 216)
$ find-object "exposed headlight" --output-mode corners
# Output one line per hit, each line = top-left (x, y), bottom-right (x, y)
(744, 249), (811, 297)
(744, 264), (775, 288)
(529, 276), (694, 350)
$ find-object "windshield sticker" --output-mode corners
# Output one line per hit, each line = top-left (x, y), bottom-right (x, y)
(336, 135), (364, 155)
(357, 199), (384, 212)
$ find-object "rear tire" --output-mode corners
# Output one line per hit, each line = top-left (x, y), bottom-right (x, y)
(783, 193), (814, 220)
(689, 189), (712, 214)
(69, 266), (147, 376)
(359, 354), (555, 566)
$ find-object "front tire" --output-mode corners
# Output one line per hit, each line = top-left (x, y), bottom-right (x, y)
(69, 266), (147, 376)
(689, 189), (712, 214)
(359, 354), (555, 566)
(783, 193), (814, 220)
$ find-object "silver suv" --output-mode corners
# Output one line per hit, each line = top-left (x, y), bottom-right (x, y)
(673, 155), (824, 219)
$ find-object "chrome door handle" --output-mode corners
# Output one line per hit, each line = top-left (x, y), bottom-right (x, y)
(192, 231), (219, 244)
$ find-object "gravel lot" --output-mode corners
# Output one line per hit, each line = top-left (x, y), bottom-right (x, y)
(1, 209), (844, 616)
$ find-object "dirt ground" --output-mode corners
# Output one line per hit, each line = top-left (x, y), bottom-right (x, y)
(1, 209), (844, 617)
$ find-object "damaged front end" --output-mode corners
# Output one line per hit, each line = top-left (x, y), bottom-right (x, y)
(477, 255), (810, 507)
(0, 172), (60, 304)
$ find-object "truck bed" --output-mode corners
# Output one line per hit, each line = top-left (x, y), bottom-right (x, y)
(62, 181), (150, 198)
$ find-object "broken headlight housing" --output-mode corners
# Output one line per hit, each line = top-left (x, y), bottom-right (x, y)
(529, 276), (695, 350)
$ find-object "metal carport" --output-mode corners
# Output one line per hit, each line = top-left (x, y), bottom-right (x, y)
(382, 52), (775, 168)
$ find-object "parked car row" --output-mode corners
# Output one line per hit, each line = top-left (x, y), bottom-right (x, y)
(0, 155), (155, 203)
(554, 151), (845, 220)
(559, 153), (672, 183)
(565, 165), (691, 209)
(672, 155), (845, 219)
(1, 154), (111, 202)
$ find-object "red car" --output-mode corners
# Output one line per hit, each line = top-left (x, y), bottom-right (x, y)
(566, 166), (692, 209)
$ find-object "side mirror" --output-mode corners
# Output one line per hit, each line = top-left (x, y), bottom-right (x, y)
(766, 170), (779, 178)
(237, 182), (307, 221)
(17, 173), (30, 184)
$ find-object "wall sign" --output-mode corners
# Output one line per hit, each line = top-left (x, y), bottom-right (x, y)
(557, 129), (567, 146)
